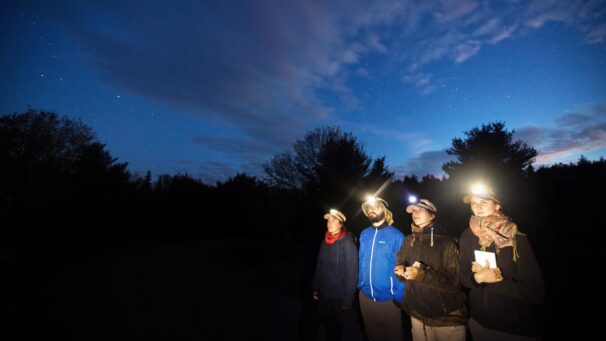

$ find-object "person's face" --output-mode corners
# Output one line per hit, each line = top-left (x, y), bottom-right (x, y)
(470, 196), (501, 217)
(411, 207), (434, 227)
(366, 203), (385, 223)
(326, 216), (343, 234)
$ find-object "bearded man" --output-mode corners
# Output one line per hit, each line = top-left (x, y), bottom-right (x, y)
(358, 196), (405, 341)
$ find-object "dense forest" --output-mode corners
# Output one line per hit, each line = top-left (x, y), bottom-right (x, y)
(1, 109), (604, 339)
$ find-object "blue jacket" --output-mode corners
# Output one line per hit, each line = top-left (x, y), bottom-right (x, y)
(358, 223), (405, 302)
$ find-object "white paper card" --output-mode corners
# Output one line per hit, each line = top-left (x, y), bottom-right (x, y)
(474, 250), (497, 268)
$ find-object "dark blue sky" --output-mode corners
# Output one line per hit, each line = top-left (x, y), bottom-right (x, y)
(2, 0), (605, 183)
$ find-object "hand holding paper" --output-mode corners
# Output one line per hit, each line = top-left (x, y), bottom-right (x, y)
(474, 250), (497, 269)
(472, 250), (503, 284)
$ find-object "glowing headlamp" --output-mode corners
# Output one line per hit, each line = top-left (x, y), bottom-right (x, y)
(325, 208), (346, 222)
(471, 183), (488, 195)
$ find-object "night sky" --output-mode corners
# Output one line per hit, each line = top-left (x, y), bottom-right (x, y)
(2, 0), (605, 183)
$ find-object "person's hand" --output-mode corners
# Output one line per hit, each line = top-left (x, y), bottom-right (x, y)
(394, 265), (406, 277)
(403, 266), (422, 281)
(472, 260), (491, 273)
(312, 291), (319, 300)
(472, 261), (503, 284)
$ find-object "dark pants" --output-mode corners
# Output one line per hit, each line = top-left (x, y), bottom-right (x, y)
(468, 318), (541, 341)
(319, 297), (363, 341)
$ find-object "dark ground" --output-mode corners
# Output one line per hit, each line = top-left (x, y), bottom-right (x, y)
(1, 240), (303, 340)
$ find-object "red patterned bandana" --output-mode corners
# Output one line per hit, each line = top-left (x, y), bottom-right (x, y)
(325, 230), (346, 245)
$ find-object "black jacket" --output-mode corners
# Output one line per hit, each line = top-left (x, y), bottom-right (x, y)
(312, 234), (359, 309)
(459, 228), (545, 336)
(395, 226), (467, 326)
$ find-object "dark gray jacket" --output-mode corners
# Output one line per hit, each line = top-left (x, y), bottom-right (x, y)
(396, 226), (468, 326)
(312, 234), (359, 309)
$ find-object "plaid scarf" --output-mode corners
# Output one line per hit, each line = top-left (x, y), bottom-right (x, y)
(324, 230), (346, 245)
(470, 212), (519, 261)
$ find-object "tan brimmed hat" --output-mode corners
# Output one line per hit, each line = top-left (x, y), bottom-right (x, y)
(361, 197), (394, 225)
(463, 188), (500, 204)
(406, 199), (437, 213)
(324, 209), (346, 223)
(361, 197), (388, 216)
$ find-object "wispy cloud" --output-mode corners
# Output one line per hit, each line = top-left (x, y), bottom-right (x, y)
(392, 150), (454, 179)
(401, 72), (438, 94)
(432, 0), (479, 22)
(398, 0), (605, 92)
(190, 135), (276, 182)
(585, 24), (606, 44)
(453, 41), (482, 64)
(192, 135), (278, 158)
(195, 161), (240, 185)
(346, 120), (436, 153)
(523, 0), (606, 43)
(489, 25), (517, 44)
(515, 103), (606, 164)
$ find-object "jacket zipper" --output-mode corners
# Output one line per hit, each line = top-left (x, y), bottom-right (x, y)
(369, 228), (378, 301)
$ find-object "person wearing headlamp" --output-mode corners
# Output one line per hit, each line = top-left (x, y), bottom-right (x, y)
(358, 196), (405, 341)
(394, 198), (467, 341)
(312, 209), (361, 340)
(458, 184), (545, 340)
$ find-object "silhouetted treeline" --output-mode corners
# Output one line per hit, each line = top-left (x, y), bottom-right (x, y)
(2, 110), (604, 338)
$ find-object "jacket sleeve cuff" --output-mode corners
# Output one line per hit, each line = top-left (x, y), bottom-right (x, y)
(470, 273), (483, 287)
